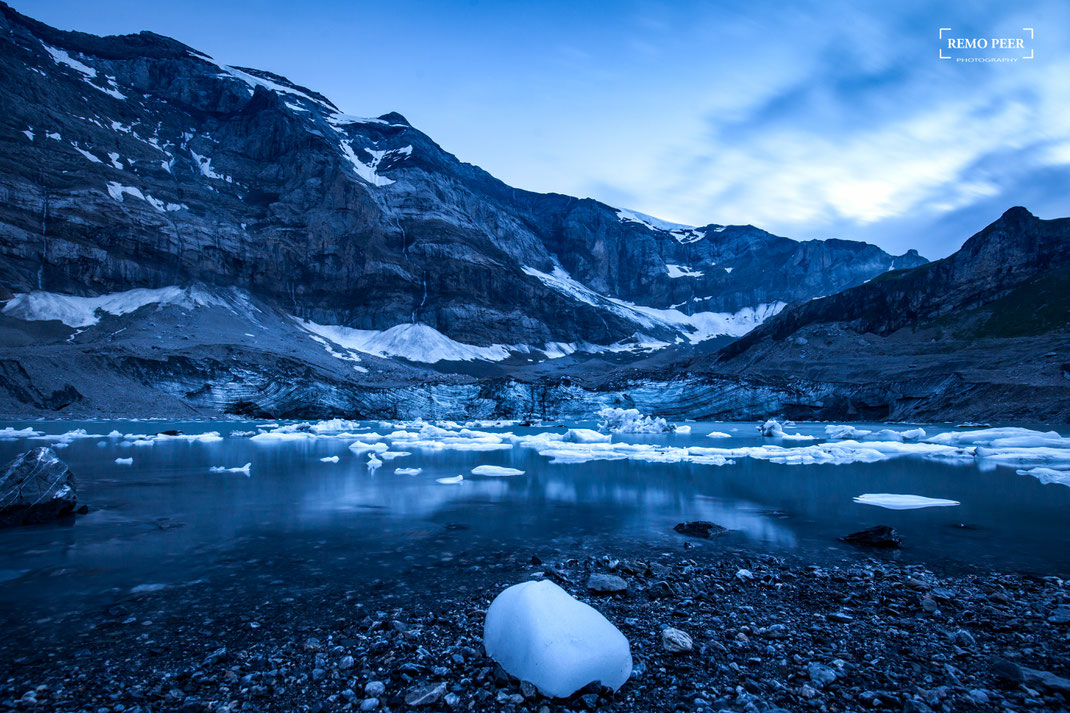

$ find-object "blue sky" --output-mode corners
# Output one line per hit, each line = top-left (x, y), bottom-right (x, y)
(19, 0), (1070, 257)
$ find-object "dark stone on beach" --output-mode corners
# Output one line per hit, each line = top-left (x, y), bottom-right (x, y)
(0, 447), (78, 528)
(673, 521), (726, 539)
(586, 574), (628, 594)
(840, 525), (901, 548)
(404, 682), (445, 706)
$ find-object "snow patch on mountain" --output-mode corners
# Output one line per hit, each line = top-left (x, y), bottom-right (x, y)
(106, 182), (186, 212)
(666, 264), (704, 279)
(521, 265), (784, 343)
(42, 44), (95, 78)
(2, 286), (229, 328)
(339, 141), (396, 187)
(615, 209), (692, 232)
(298, 321), (511, 363)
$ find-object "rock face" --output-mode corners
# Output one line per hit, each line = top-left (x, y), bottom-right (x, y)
(0, 446), (77, 527)
(483, 580), (632, 698)
(0, 2), (919, 355)
(687, 207), (1070, 423)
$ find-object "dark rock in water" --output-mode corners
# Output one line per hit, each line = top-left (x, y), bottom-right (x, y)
(0, 447), (78, 528)
(673, 521), (726, 539)
(158, 429), (183, 436)
(840, 525), (901, 548)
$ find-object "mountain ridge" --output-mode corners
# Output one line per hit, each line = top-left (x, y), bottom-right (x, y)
(0, 1), (923, 356)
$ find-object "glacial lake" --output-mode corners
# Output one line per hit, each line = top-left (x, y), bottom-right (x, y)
(2, 418), (1070, 627)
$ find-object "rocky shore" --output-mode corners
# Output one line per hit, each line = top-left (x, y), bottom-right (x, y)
(2, 541), (1069, 713)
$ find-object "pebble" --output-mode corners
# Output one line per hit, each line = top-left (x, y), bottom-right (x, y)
(661, 627), (693, 653)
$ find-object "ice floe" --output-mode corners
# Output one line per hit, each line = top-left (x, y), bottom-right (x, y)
(1017, 467), (1070, 486)
(472, 465), (524, 477)
(319, 456), (340, 463)
(758, 420), (814, 441)
(853, 493), (960, 510)
(395, 468), (422, 476)
(598, 407), (671, 434)
(436, 475), (464, 485)
(0, 427), (43, 439)
(114, 457), (133, 465)
(210, 463), (251, 474)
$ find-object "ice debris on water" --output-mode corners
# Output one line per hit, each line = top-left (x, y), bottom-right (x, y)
(319, 456), (339, 463)
(436, 474), (463, 485)
(597, 407), (672, 434)
(471, 465), (524, 477)
(853, 493), (960, 510)
(114, 457), (133, 465)
(210, 463), (251, 474)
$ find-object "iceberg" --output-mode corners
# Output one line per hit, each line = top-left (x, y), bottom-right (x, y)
(483, 580), (632, 698)
(472, 465), (524, 477)
(853, 493), (960, 510)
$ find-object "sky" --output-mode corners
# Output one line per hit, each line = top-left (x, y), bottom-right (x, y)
(17, 0), (1070, 258)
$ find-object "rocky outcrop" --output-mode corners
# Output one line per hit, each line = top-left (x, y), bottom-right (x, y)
(0, 446), (77, 527)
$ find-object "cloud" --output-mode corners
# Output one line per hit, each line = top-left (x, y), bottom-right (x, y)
(589, 0), (1070, 256)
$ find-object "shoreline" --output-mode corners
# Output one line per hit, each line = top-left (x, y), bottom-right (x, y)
(3, 542), (1068, 712)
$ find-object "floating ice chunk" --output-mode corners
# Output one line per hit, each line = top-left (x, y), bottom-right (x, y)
(395, 467), (422, 476)
(758, 420), (812, 440)
(926, 427), (1066, 448)
(379, 451), (410, 460)
(598, 407), (671, 434)
(758, 420), (784, 437)
(319, 456), (340, 463)
(675, 425), (692, 435)
(309, 418), (364, 434)
(210, 463), (251, 474)
(0, 426), (43, 439)
(853, 493), (960, 510)
(472, 465), (525, 477)
(114, 457), (133, 465)
(563, 429), (611, 444)
(900, 428), (927, 441)
(825, 425), (872, 439)
(436, 474), (464, 485)
(367, 453), (382, 470)
(484, 580), (632, 698)
(706, 431), (731, 439)
(250, 431), (314, 442)
(975, 446), (1070, 468)
(1017, 467), (1070, 486)
(349, 440), (389, 453)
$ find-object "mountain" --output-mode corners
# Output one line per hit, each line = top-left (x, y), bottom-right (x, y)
(0, 1), (923, 374)
(675, 207), (1070, 422)
(9, 4), (1055, 423)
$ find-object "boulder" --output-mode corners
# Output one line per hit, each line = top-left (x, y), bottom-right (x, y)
(673, 521), (727, 539)
(0, 447), (78, 528)
(483, 580), (632, 698)
(840, 525), (901, 548)
(586, 574), (628, 594)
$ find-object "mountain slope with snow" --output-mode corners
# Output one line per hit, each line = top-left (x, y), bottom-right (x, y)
(0, 2), (922, 358)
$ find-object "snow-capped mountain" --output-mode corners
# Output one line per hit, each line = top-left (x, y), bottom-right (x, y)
(0, 2), (924, 367)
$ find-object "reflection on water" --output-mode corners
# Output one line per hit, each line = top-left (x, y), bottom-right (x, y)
(2, 419), (1069, 621)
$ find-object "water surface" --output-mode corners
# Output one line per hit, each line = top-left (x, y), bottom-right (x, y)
(2, 419), (1069, 624)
